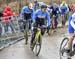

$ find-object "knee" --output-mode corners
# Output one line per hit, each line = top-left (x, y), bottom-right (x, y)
(68, 35), (74, 41)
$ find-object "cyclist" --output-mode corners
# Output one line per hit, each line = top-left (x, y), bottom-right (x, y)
(20, 2), (34, 31)
(34, 0), (40, 11)
(49, 3), (59, 32)
(64, 13), (75, 58)
(31, 5), (51, 47)
(59, 1), (69, 27)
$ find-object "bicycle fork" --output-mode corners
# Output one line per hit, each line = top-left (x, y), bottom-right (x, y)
(32, 29), (41, 48)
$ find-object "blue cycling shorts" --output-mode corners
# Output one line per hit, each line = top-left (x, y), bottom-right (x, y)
(68, 26), (74, 33)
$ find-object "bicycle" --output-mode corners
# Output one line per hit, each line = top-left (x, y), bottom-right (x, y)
(31, 25), (47, 56)
(59, 35), (75, 59)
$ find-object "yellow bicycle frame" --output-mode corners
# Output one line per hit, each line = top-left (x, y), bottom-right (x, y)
(33, 28), (41, 44)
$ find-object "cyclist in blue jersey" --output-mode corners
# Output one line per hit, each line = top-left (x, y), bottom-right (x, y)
(31, 5), (51, 46)
(20, 3), (34, 31)
(59, 1), (69, 27)
(49, 3), (59, 32)
(64, 13), (75, 57)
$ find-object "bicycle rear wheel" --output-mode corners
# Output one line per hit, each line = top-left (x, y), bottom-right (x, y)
(59, 37), (69, 59)
(32, 35), (42, 56)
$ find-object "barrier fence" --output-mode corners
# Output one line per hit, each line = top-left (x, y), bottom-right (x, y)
(0, 16), (24, 37)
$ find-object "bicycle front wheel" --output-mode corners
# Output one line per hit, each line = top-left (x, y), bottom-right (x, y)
(59, 37), (69, 59)
(32, 35), (42, 56)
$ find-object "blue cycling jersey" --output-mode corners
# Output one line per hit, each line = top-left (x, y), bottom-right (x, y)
(33, 9), (51, 26)
(20, 6), (34, 20)
(60, 5), (68, 14)
(68, 13), (75, 33)
(49, 6), (59, 15)
(50, 6), (59, 11)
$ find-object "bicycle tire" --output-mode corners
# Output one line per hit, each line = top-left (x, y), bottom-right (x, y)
(32, 35), (42, 56)
(36, 36), (42, 56)
(59, 37), (69, 59)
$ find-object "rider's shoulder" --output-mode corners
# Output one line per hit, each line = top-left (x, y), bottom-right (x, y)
(22, 6), (28, 9)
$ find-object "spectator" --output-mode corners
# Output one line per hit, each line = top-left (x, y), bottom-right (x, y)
(3, 6), (14, 34)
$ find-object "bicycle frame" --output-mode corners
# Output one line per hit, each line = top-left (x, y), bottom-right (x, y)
(33, 28), (41, 46)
